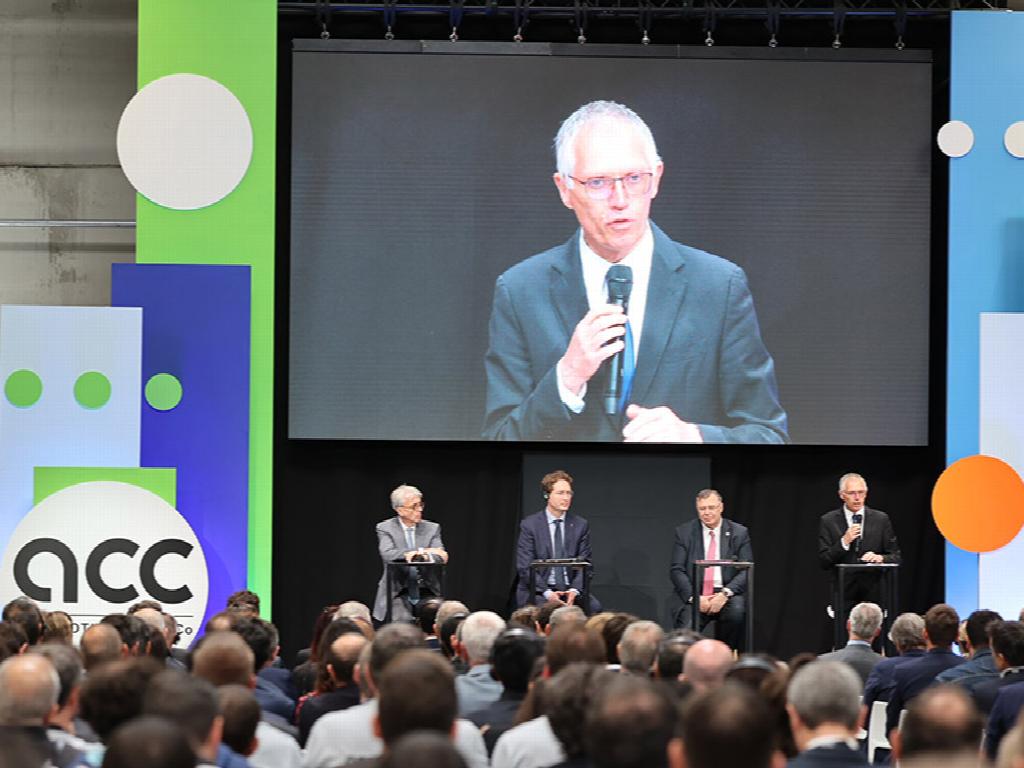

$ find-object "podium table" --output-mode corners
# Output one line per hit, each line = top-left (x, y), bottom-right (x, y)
(527, 559), (593, 615)
(692, 559), (755, 651)
(384, 559), (447, 624)
(833, 563), (898, 650)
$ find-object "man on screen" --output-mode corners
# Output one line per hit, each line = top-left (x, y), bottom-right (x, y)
(483, 100), (787, 443)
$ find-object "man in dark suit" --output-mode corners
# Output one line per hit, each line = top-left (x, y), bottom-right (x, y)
(483, 100), (787, 444)
(786, 661), (868, 767)
(516, 470), (600, 612)
(669, 489), (752, 650)
(985, 679), (1024, 761)
(972, 619), (1024, 717)
(372, 485), (448, 624)
(819, 473), (901, 628)
(860, 612), (926, 723)
(819, 602), (884, 686)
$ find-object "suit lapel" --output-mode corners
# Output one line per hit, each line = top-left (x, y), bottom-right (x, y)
(629, 223), (689, 404)
(719, 520), (731, 561)
(550, 234), (588, 341)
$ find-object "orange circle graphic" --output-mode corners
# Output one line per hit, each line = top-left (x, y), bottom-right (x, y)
(932, 455), (1024, 553)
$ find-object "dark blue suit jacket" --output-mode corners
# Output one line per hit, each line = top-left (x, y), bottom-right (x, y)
(516, 510), (591, 606)
(886, 648), (962, 732)
(669, 518), (752, 607)
(862, 649), (925, 711)
(973, 668), (1024, 716)
(482, 223), (787, 443)
(788, 743), (868, 767)
(985, 679), (1024, 760)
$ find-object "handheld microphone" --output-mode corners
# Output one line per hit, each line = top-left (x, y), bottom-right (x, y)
(604, 264), (633, 416)
(851, 513), (863, 553)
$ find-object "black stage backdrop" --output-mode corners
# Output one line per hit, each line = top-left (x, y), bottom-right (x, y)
(273, 441), (945, 664)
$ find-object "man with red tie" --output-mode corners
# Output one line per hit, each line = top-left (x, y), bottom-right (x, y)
(669, 489), (752, 650)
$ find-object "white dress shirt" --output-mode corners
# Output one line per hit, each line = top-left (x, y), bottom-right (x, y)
(491, 715), (565, 768)
(841, 506), (864, 551)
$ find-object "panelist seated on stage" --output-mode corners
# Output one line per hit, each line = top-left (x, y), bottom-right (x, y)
(818, 473), (901, 613)
(669, 488), (752, 650)
(515, 469), (601, 612)
(372, 484), (448, 624)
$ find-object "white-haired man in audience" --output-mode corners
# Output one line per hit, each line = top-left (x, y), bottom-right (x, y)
(786, 660), (867, 767)
(617, 620), (664, 675)
(456, 611), (507, 716)
(818, 601), (883, 685)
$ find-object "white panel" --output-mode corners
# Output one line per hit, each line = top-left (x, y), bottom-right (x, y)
(979, 312), (1024, 616)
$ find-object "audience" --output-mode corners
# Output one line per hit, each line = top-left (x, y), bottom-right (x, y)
(375, 650), (459, 750)
(653, 630), (701, 681)
(891, 684), (984, 764)
(3, 597), (44, 647)
(217, 685), (261, 758)
(380, 731), (469, 768)
(548, 606), (587, 633)
(937, 609), (1002, 691)
(142, 671), (229, 767)
(786, 660), (866, 767)
(682, 639), (734, 693)
(0, 621), (27, 661)
(584, 674), (677, 768)
(617, 620), (664, 676)
(861, 612), (926, 719)
(674, 681), (782, 768)
(599, 613), (639, 666)
(78, 657), (163, 745)
(547, 663), (616, 768)
(456, 611), (507, 716)
(818, 602), (883, 685)
(29, 643), (95, 748)
(297, 631), (367, 745)
(100, 716), (196, 768)
(975, 620), (1024, 715)
(80, 624), (123, 671)
(0, 654), (84, 767)
(231, 617), (296, 724)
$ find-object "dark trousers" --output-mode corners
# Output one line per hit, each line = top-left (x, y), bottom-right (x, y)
(676, 594), (747, 651)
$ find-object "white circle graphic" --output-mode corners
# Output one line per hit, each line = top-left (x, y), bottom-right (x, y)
(937, 120), (974, 158)
(0, 481), (209, 646)
(1004, 121), (1024, 159)
(117, 73), (253, 210)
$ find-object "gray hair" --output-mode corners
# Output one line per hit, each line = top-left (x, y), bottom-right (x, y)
(787, 661), (862, 730)
(460, 611), (507, 665)
(849, 602), (883, 640)
(390, 484), (422, 510)
(335, 601), (372, 624)
(889, 612), (926, 650)
(695, 489), (723, 503)
(618, 620), (665, 673)
(549, 605), (587, 630)
(838, 473), (867, 492)
(554, 101), (661, 186)
(0, 655), (60, 726)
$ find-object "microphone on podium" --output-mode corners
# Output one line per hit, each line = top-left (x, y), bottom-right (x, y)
(604, 264), (633, 416)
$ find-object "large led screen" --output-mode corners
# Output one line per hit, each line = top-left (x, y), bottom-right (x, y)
(289, 42), (932, 445)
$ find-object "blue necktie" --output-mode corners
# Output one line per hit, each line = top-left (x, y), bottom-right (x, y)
(618, 320), (635, 411)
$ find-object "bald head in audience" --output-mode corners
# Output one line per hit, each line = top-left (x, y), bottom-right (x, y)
(80, 623), (122, 670)
(191, 631), (255, 688)
(0, 654), (59, 726)
(682, 639), (733, 692)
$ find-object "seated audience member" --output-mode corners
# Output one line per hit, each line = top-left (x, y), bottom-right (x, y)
(78, 657), (164, 744)
(440, 612), (470, 675)
(373, 651), (460, 755)
(0, 654), (85, 768)
(533, 602), (564, 636)
(418, 597), (445, 650)
(162, 612), (187, 666)
(100, 716), (196, 768)
(599, 614), (639, 666)
(890, 685), (983, 764)
(336, 600), (373, 624)
(293, 616), (360, 696)
(143, 670), (234, 767)
(380, 732), (469, 768)
(298, 631), (367, 746)
(617, 620), (665, 676)
(726, 654), (779, 691)
(218, 685), (261, 759)
(30, 643), (94, 750)
(227, 590), (261, 616)
(545, 625), (608, 677)
(786, 660), (867, 768)
(435, 601), (470, 643)
(467, 628), (546, 754)
(205, 611), (236, 635)
(997, 720), (1024, 768)
(653, 630), (701, 681)
(886, 603), (963, 734)
(757, 662), (798, 759)
(191, 631), (299, 768)
(292, 604), (339, 670)
(985, 646), (1024, 759)
(818, 602), (883, 685)
(584, 674), (678, 768)
(508, 606), (539, 631)
(304, 623), (487, 768)
(937, 609), (1001, 691)
(672, 681), (781, 768)
(101, 614), (148, 657)
(41, 610), (73, 644)
(682, 639), (734, 693)
(456, 611), (507, 716)
(974, 620), (1024, 715)
(231, 617), (295, 723)
(3, 597), (44, 647)
(253, 621), (295, 700)
(548, 606), (587, 633)
(79, 623), (122, 671)
(0, 622), (28, 661)
(861, 612), (926, 720)
(547, 663), (616, 768)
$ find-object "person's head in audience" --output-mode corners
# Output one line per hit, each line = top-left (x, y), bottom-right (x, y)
(989, 620), (1024, 671)
(435, 601), (469, 653)
(304, 604), (340, 663)
(374, 650), (457, 747)
(961, 609), (1002, 656)
(923, 603), (960, 650)
(786, 661), (862, 751)
(217, 685), (260, 757)
(509, 606), (539, 630)
(0, 654), (58, 726)
(888, 612), (926, 654)
(366, 623), (426, 698)
(231, 616), (279, 672)
(29, 643), (82, 733)
(491, 628), (545, 696)
(101, 614), (148, 657)
(379, 731), (468, 768)
(998, 720), (1024, 768)
(682, 639), (733, 692)
(132, 607), (166, 637)
(2, 597), (44, 646)
(585, 674), (677, 768)
(326, 632), (368, 691)
(355, 641), (375, 700)
(312, 617), (364, 691)
(128, 599), (163, 614)
(585, 612), (616, 638)
(204, 610), (235, 634)
(534, 602), (562, 636)
(673, 681), (781, 768)
(101, 716), (196, 768)
(226, 589), (261, 616)
(161, 613), (180, 652)
(726, 654), (779, 690)
(80, 623), (123, 671)
(601, 613), (639, 665)
(891, 684), (983, 763)
(335, 600), (373, 624)
(41, 610), (73, 644)
(144, 671), (223, 763)
(847, 602), (883, 643)
(439, 612), (468, 661)
(548, 662), (617, 761)
(459, 611), (506, 668)
(757, 662), (798, 759)
(618, 620), (665, 675)
(417, 598), (444, 637)
(549, 605), (587, 632)
(653, 630), (701, 680)
(0, 622), (27, 662)
(78, 657), (164, 742)
(546, 624), (607, 676)
(191, 631), (255, 687)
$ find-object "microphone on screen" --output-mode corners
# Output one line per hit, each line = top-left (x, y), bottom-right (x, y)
(604, 265), (633, 416)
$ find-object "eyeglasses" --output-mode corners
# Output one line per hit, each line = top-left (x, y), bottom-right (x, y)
(569, 172), (654, 200)
(841, 490), (867, 497)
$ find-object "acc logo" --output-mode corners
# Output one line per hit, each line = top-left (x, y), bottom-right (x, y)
(0, 480), (208, 642)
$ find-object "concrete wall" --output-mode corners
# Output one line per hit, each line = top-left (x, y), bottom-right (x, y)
(0, 0), (136, 307)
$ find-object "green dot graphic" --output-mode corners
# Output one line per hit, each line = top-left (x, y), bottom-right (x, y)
(145, 373), (183, 411)
(5, 369), (42, 407)
(74, 371), (111, 409)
